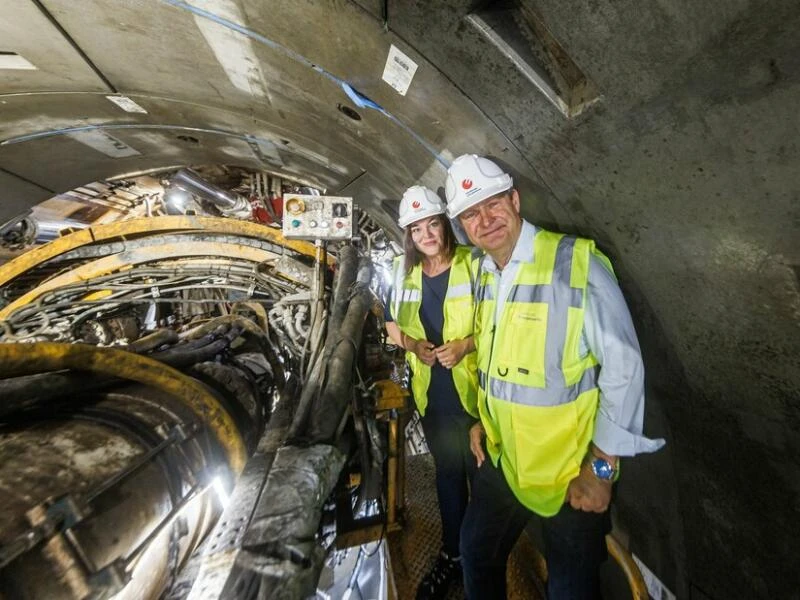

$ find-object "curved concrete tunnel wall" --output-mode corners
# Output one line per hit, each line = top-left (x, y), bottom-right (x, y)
(1, 1), (798, 598)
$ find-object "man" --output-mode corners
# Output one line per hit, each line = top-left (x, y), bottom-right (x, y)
(444, 154), (665, 599)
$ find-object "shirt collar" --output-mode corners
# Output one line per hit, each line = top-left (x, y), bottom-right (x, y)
(483, 219), (536, 274)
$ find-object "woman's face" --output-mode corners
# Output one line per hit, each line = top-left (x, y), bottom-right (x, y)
(409, 216), (446, 258)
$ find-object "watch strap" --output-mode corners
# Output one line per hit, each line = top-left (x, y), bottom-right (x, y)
(587, 454), (620, 482)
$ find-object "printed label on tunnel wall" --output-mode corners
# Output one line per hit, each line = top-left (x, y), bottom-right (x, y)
(633, 554), (676, 600)
(382, 44), (418, 96)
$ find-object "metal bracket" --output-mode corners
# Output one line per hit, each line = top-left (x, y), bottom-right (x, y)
(0, 493), (88, 568)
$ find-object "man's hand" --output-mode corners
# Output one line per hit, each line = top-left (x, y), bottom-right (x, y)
(409, 338), (437, 366)
(564, 463), (612, 512)
(435, 337), (474, 369)
(469, 422), (487, 467)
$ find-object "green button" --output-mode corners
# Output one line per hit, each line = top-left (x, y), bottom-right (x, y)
(292, 219), (301, 228)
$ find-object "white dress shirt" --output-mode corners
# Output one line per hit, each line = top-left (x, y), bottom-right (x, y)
(480, 220), (665, 457)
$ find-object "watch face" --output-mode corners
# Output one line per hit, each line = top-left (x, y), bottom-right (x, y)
(591, 458), (615, 481)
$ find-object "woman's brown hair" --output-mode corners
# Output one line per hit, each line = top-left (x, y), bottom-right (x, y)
(402, 214), (457, 275)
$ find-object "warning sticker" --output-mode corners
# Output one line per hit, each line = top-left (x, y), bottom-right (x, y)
(382, 44), (418, 96)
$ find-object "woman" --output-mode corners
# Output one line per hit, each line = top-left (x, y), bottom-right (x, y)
(385, 185), (479, 600)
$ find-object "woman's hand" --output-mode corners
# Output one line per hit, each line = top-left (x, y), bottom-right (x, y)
(409, 337), (437, 366)
(434, 336), (475, 369)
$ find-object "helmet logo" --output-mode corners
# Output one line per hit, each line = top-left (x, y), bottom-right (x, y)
(462, 179), (473, 190)
(411, 200), (421, 209)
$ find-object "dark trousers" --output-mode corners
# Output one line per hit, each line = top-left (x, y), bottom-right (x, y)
(460, 459), (610, 600)
(420, 411), (477, 557)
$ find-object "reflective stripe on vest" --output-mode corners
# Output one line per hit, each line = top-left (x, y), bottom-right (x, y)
(478, 365), (599, 406)
(402, 289), (421, 302)
(474, 230), (611, 516)
(445, 282), (472, 299)
(390, 245), (478, 417)
(476, 282), (582, 308)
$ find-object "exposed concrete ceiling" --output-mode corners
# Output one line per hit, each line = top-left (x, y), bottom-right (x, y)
(1, 1), (798, 597)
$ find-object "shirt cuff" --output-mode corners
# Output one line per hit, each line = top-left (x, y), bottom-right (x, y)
(593, 412), (666, 457)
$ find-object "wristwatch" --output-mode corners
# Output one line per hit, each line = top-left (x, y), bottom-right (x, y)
(589, 456), (618, 482)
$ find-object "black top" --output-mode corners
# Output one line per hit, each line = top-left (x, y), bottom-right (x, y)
(386, 267), (463, 416)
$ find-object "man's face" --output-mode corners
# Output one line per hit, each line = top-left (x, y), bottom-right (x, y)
(457, 189), (522, 256)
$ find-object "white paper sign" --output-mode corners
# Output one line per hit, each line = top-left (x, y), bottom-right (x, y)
(632, 555), (676, 600)
(382, 44), (418, 96)
(0, 53), (37, 70)
(106, 95), (148, 114)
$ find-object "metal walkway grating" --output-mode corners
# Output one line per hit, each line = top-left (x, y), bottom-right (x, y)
(387, 453), (544, 600)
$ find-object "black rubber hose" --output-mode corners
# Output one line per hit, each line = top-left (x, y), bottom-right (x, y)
(306, 288), (372, 443)
(179, 315), (285, 389)
(326, 245), (358, 341)
(287, 249), (358, 441)
(0, 372), (115, 418)
(126, 329), (180, 353)
(154, 338), (230, 369)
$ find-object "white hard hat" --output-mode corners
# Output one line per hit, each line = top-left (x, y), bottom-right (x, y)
(397, 185), (446, 228)
(444, 154), (513, 218)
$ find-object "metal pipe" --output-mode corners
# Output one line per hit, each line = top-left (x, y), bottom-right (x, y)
(282, 305), (300, 345)
(397, 411), (408, 524)
(301, 240), (327, 380)
(0, 386), (218, 599)
(170, 169), (243, 211)
(295, 303), (310, 338)
(387, 413), (398, 526)
(0, 325), (274, 600)
(0, 342), (247, 475)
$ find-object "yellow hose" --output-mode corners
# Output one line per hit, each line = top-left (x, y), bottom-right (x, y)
(606, 533), (649, 599)
(520, 532), (649, 598)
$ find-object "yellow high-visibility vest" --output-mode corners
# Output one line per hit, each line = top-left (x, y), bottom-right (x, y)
(390, 245), (478, 417)
(474, 230), (614, 516)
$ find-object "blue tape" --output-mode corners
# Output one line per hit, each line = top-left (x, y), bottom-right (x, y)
(5, 0), (452, 169)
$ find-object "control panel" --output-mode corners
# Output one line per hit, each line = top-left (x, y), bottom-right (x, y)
(282, 194), (354, 241)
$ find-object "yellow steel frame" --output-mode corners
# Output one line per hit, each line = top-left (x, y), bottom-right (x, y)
(524, 531), (649, 598)
(606, 534), (649, 599)
(374, 380), (409, 530)
(0, 241), (275, 318)
(0, 215), (332, 289)
(335, 379), (410, 549)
